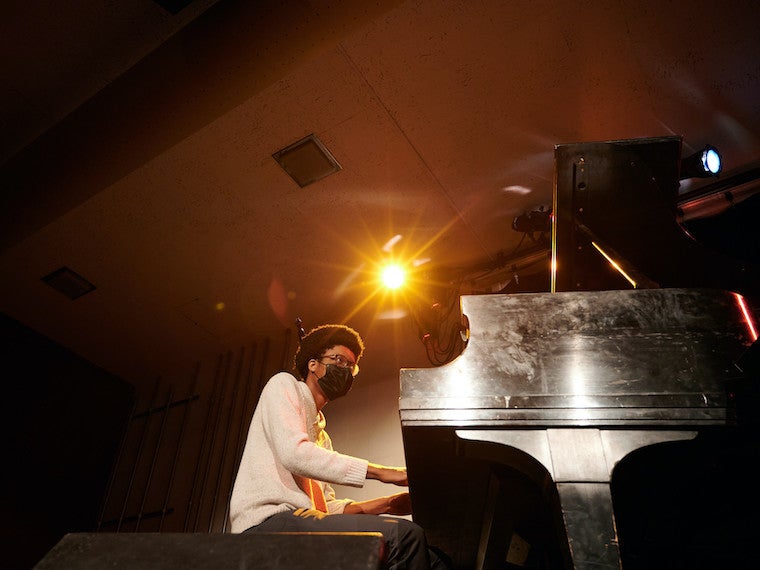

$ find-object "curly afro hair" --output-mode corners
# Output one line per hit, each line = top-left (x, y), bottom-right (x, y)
(294, 324), (364, 380)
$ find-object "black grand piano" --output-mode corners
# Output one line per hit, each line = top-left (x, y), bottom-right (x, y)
(400, 137), (760, 569)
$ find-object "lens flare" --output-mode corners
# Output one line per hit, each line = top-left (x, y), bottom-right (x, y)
(381, 263), (406, 289)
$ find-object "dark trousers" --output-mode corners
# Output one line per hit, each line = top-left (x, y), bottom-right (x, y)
(244, 509), (444, 570)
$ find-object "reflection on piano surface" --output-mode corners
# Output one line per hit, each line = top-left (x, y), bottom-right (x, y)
(400, 137), (760, 569)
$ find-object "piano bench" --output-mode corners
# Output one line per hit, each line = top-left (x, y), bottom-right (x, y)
(34, 531), (386, 569)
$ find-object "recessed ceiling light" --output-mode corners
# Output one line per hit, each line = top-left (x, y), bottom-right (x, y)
(272, 134), (341, 187)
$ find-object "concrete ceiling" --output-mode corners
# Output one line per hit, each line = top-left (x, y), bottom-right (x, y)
(2, 0), (759, 392)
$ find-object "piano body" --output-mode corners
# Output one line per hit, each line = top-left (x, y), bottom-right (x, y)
(400, 137), (760, 569)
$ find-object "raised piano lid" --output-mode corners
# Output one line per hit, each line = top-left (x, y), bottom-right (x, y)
(400, 288), (756, 428)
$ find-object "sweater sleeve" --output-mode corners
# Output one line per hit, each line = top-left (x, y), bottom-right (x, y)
(259, 374), (368, 487)
(323, 481), (354, 514)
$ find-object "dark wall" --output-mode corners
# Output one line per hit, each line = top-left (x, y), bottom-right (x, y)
(0, 313), (135, 569)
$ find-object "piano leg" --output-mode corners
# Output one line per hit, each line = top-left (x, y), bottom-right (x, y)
(457, 428), (699, 569)
(475, 465), (571, 569)
(555, 482), (619, 568)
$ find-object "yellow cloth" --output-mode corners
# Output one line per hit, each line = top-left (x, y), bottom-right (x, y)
(306, 478), (327, 513)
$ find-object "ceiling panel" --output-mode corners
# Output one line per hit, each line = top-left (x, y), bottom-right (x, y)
(1, 0), (759, 390)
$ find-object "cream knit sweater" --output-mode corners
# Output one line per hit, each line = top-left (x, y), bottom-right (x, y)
(229, 372), (369, 532)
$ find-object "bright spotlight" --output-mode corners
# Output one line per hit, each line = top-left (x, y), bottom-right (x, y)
(680, 145), (722, 179)
(381, 264), (406, 289)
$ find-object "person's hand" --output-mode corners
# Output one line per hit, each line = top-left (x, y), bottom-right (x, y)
(387, 492), (412, 516)
(367, 463), (408, 486)
(343, 492), (412, 516)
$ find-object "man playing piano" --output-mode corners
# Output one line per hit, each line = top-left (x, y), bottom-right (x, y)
(229, 324), (447, 569)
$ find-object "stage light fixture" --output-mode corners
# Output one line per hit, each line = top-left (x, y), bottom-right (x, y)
(680, 145), (722, 180)
(381, 263), (406, 290)
(512, 207), (551, 234)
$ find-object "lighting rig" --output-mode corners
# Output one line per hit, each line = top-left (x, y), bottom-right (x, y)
(409, 206), (552, 365)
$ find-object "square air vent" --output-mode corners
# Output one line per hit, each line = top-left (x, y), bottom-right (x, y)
(42, 266), (96, 300)
(272, 134), (341, 187)
(153, 0), (195, 14)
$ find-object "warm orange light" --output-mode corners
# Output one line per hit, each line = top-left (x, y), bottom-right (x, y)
(381, 263), (406, 290)
(591, 242), (637, 288)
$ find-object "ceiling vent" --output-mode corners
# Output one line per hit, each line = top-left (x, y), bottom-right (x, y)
(272, 134), (342, 187)
(42, 266), (96, 300)
(153, 0), (195, 14)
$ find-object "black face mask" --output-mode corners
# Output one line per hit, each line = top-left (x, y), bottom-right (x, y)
(317, 364), (354, 400)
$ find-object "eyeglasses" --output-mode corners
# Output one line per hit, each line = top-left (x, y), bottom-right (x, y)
(320, 353), (359, 376)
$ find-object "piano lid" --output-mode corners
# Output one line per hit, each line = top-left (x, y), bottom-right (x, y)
(551, 136), (760, 299)
(400, 288), (755, 428)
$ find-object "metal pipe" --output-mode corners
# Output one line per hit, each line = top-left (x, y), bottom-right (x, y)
(96, 395), (137, 531)
(135, 384), (174, 531)
(208, 346), (246, 532)
(220, 335), (271, 532)
(159, 362), (200, 531)
(236, 342), (258, 452)
(130, 394), (199, 418)
(183, 354), (223, 532)
(117, 378), (161, 532)
(255, 336), (271, 404)
(280, 326), (293, 372)
(192, 350), (232, 531)
(222, 341), (258, 533)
